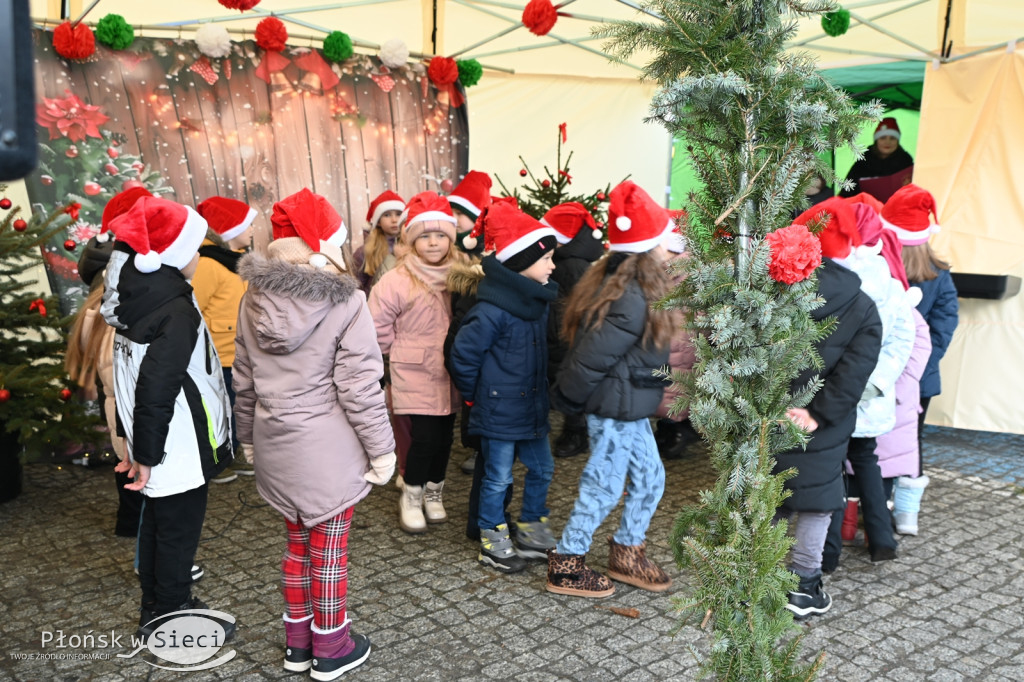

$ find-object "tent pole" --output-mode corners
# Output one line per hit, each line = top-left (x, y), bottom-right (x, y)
(153, 0), (406, 28)
(945, 38), (1024, 62)
(459, 0), (612, 23)
(789, 0), (930, 49)
(848, 11), (942, 59)
(809, 45), (932, 61)
(470, 36), (604, 59)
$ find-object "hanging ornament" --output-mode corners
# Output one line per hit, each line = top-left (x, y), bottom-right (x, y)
(428, 56), (465, 108)
(60, 388), (73, 401)
(53, 21), (96, 60)
(41, 175), (54, 186)
(370, 66), (395, 93)
(13, 219), (27, 232)
(107, 147), (120, 159)
(440, 178), (454, 193)
(456, 59), (483, 88)
(0, 389), (10, 403)
(596, 192), (606, 201)
(0, 198), (11, 209)
(195, 23), (233, 59)
(218, 0), (261, 10)
(822, 9), (851, 37)
(83, 181), (103, 196)
(190, 56), (219, 85)
(519, 169), (528, 177)
(64, 239), (77, 251)
(254, 18), (291, 86)
(105, 163), (119, 175)
(522, 0), (558, 37)
(542, 179), (551, 188)
(295, 49), (340, 92)
(64, 202), (81, 220)
(65, 145), (79, 158)
(95, 14), (134, 50)
(29, 298), (47, 316)
(379, 38), (409, 69)
(323, 31), (354, 63)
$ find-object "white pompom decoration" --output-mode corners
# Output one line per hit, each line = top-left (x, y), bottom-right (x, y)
(616, 216), (631, 231)
(462, 235), (477, 250)
(591, 228), (603, 240)
(135, 251), (162, 274)
(906, 286), (923, 307)
(379, 38), (409, 69)
(196, 23), (233, 59)
(309, 253), (329, 269)
(96, 232), (110, 243)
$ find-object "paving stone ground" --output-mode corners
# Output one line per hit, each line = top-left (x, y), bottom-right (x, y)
(1, 423), (1023, 681)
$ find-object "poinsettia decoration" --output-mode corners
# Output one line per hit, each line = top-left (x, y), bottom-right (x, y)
(764, 223), (822, 285)
(36, 91), (110, 143)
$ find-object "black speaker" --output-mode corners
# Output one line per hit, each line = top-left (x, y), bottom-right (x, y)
(0, 0), (37, 181)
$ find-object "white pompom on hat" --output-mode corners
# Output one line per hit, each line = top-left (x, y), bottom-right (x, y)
(606, 181), (673, 253)
(109, 196), (208, 274)
(197, 196), (257, 242)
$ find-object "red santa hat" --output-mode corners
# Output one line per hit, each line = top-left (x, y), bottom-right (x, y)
(479, 200), (558, 265)
(606, 181), (673, 253)
(447, 171), (492, 219)
(98, 187), (153, 243)
(109, 196), (208, 274)
(271, 189), (348, 268)
(874, 117), (901, 141)
(880, 183), (940, 246)
(793, 197), (862, 260)
(403, 191), (457, 245)
(197, 196), (258, 242)
(541, 202), (600, 244)
(366, 190), (405, 230)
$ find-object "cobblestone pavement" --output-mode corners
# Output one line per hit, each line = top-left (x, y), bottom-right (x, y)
(1, 423), (1023, 681)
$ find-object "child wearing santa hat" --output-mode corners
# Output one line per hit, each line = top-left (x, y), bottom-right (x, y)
(233, 188), (394, 678)
(353, 190), (406, 295)
(881, 184), (958, 514)
(547, 181), (676, 598)
(449, 200), (560, 573)
(368, 192), (466, 535)
(447, 170), (492, 257)
(540, 202), (605, 460)
(192, 196), (259, 483)
(101, 195), (236, 642)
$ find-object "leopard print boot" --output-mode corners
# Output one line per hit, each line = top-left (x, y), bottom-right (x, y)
(545, 549), (615, 598)
(607, 538), (672, 592)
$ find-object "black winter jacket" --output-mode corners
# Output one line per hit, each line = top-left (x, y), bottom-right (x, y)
(548, 229), (604, 380)
(774, 258), (883, 512)
(551, 254), (670, 421)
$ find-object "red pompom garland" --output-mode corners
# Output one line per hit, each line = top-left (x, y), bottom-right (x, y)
(522, 0), (558, 36)
(218, 0), (261, 10)
(53, 21), (96, 60)
(255, 17), (288, 52)
(427, 56), (459, 86)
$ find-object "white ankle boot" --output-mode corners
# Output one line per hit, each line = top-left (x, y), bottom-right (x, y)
(893, 475), (929, 535)
(399, 484), (427, 534)
(423, 481), (447, 524)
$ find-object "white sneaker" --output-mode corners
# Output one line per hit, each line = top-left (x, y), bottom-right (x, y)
(423, 481), (447, 524)
(399, 484), (427, 534)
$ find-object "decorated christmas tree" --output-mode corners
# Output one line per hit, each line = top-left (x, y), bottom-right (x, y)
(495, 123), (614, 226)
(0, 187), (99, 462)
(600, 0), (876, 679)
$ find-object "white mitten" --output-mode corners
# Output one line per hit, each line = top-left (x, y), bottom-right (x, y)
(364, 452), (396, 486)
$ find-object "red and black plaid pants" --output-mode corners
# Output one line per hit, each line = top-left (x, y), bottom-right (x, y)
(281, 508), (353, 630)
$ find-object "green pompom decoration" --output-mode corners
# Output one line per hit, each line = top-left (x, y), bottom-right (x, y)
(821, 9), (851, 37)
(456, 59), (483, 88)
(323, 31), (354, 63)
(95, 14), (134, 50)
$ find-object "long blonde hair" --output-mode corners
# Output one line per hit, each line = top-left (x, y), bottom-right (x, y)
(902, 242), (950, 283)
(362, 227), (392, 278)
(561, 251), (675, 350)
(65, 287), (108, 389)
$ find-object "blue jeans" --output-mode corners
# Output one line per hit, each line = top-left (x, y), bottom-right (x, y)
(478, 436), (554, 530)
(556, 416), (666, 555)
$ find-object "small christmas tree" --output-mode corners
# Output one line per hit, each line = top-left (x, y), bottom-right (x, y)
(0, 186), (99, 460)
(495, 123), (614, 227)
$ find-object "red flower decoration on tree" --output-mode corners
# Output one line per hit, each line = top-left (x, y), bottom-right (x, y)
(53, 21), (96, 60)
(255, 17), (288, 52)
(36, 91), (110, 143)
(427, 56), (459, 86)
(218, 0), (261, 9)
(522, 0), (558, 36)
(64, 202), (82, 221)
(765, 223), (822, 285)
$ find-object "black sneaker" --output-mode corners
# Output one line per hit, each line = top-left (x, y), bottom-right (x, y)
(479, 524), (527, 573)
(553, 430), (588, 458)
(311, 633), (371, 681)
(786, 574), (832, 620)
(137, 596), (237, 642)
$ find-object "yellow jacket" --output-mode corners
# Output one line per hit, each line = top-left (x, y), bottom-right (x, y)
(191, 239), (247, 367)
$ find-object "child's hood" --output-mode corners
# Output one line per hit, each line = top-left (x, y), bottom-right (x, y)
(446, 259), (484, 297)
(238, 252), (358, 354)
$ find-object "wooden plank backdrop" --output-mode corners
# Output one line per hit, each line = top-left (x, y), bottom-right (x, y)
(27, 29), (468, 273)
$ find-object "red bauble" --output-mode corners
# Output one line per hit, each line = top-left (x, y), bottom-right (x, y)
(66, 145), (79, 158)
(440, 179), (454, 193)
(107, 147), (120, 159)
(105, 163), (120, 175)
(53, 21), (96, 61)
(519, 169), (528, 177)
(219, 0), (261, 9)
(0, 198), (11, 209)
(542, 179), (551, 188)
(41, 175), (54, 186)
(13, 219), (27, 232)
(0, 389), (10, 403)
(131, 161), (145, 172)
(59, 388), (73, 401)
(64, 239), (77, 251)
(255, 17), (288, 52)
(596, 192), (606, 201)
(83, 181), (102, 196)
(122, 180), (145, 191)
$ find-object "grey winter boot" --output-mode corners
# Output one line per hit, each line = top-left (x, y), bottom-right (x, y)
(893, 474), (930, 536)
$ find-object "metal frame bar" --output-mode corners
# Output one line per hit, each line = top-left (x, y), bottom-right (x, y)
(788, 0), (930, 49)
(945, 37), (1024, 63)
(459, 0), (613, 24)
(808, 44), (932, 61)
(152, 0), (405, 28)
(470, 35), (604, 60)
(848, 10), (941, 59)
